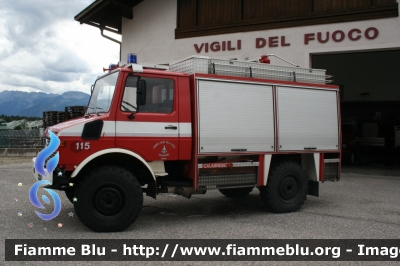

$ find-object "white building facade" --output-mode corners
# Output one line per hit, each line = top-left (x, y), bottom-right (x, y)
(121, 0), (398, 66)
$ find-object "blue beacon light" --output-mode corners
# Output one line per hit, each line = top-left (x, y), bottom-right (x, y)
(108, 64), (117, 73)
(127, 53), (137, 64)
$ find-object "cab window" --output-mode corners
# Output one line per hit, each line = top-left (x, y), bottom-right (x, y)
(121, 76), (174, 113)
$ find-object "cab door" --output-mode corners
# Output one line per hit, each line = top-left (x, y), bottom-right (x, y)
(115, 74), (179, 161)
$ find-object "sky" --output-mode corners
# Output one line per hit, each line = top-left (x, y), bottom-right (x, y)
(0, 0), (121, 95)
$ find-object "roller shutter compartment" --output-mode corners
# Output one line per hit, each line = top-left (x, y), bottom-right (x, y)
(197, 79), (275, 153)
(277, 86), (339, 151)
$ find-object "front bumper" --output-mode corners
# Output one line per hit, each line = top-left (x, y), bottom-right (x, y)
(32, 157), (45, 182)
(32, 157), (69, 189)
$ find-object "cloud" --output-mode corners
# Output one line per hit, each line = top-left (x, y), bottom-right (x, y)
(39, 71), (81, 83)
(41, 48), (91, 73)
(0, 71), (54, 93)
(0, 1), (86, 56)
(82, 73), (102, 86)
(0, 0), (119, 94)
(0, 0), (91, 71)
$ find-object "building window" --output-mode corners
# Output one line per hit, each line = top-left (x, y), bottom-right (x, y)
(176, 0), (398, 39)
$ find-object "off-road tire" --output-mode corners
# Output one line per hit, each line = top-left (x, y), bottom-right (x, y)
(219, 187), (253, 198)
(74, 166), (143, 232)
(259, 161), (308, 213)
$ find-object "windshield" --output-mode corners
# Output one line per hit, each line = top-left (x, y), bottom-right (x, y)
(87, 71), (119, 114)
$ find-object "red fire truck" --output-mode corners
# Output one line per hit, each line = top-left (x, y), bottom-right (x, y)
(34, 55), (341, 232)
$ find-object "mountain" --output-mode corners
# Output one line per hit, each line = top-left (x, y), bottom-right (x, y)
(0, 90), (90, 117)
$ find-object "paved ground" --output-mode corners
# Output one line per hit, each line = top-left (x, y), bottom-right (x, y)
(0, 159), (399, 266)
(0, 157), (32, 165)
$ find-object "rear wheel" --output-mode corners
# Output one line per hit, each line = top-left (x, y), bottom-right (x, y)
(259, 161), (308, 213)
(219, 187), (253, 198)
(74, 166), (143, 232)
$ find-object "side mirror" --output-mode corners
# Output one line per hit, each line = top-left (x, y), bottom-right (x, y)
(136, 79), (146, 106)
(90, 85), (94, 94)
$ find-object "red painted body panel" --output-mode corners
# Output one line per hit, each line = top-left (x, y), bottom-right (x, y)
(177, 76), (192, 160)
(273, 85), (279, 153)
(113, 72), (192, 161)
(337, 91), (342, 181)
(319, 153), (325, 182)
(56, 136), (116, 172)
(189, 75), (199, 188)
(258, 155), (265, 187)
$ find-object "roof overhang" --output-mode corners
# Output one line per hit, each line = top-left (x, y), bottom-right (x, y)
(74, 0), (144, 34)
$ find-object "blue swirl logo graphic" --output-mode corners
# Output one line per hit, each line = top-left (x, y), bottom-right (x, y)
(29, 180), (62, 220)
(30, 130), (62, 220)
(34, 130), (60, 177)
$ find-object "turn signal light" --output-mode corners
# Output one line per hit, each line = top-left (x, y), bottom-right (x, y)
(59, 140), (66, 147)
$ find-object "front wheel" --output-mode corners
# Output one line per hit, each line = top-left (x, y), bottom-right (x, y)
(259, 161), (308, 213)
(74, 166), (143, 232)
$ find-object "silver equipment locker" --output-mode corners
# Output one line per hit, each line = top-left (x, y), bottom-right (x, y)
(277, 86), (339, 151)
(197, 79), (275, 153)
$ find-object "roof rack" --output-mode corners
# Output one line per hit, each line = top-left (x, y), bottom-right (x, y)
(169, 56), (333, 84)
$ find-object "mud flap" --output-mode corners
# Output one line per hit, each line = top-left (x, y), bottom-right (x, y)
(308, 180), (319, 197)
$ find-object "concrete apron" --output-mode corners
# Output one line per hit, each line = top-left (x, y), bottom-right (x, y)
(0, 148), (41, 157)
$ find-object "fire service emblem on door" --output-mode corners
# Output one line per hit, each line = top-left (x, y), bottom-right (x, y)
(153, 141), (176, 158)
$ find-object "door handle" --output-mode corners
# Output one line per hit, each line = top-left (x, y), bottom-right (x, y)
(165, 125), (177, 130)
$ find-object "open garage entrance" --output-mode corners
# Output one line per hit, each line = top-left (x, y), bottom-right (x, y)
(312, 50), (400, 166)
